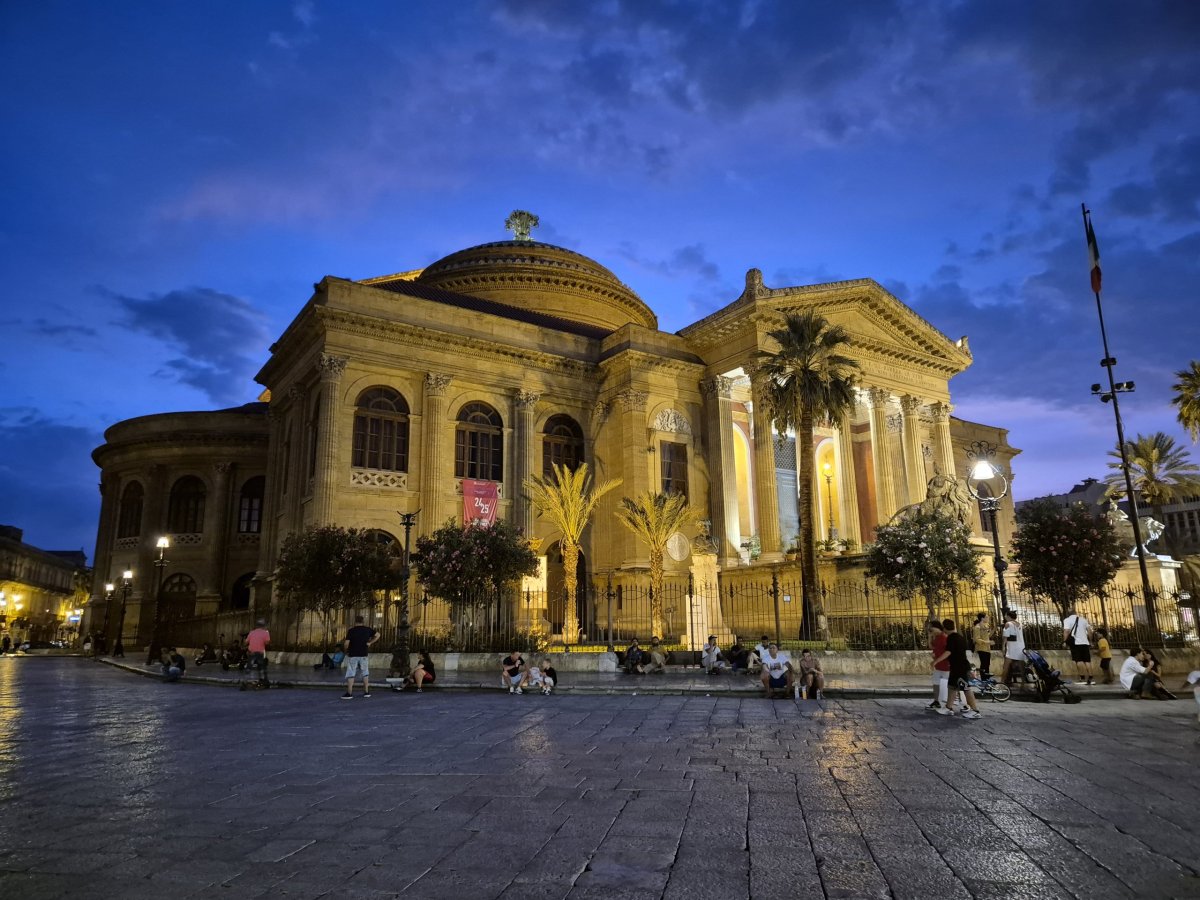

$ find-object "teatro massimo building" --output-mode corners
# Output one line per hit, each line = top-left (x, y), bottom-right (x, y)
(87, 217), (1017, 646)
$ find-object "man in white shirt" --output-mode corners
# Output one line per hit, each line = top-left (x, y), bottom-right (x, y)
(751, 634), (771, 674)
(701, 636), (726, 675)
(759, 643), (795, 698)
(1000, 610), (1025, 687)
(1120, 649), (1151, 698)
(1062, 607), (1095, 685)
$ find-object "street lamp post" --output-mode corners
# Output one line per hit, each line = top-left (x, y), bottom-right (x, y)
(145, 537), (170, 665)
(114, 570), (132, 658)
(390, 511), (419, 678)
(822, 461), (836, 539)
(100, 583), (115, 656)
(964, 440), (1010, 615)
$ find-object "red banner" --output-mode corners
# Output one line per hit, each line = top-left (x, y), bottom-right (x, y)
(462, 479), (499, 526)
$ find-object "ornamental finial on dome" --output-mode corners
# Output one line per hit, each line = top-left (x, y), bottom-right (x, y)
(505, 210), (540, 241)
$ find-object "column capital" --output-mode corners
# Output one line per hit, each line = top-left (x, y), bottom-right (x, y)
(318, 353), (348, 381)
(287, 384), (305, 402)
(699, 375), (733, 399)
(515, 389), (541, 410)
(591, 399), (610, 426)
(615, 389), (648, 413)
(899, 395), (923, 416)
(213, 462), (234, 477)
(424, 373), (452, 396)
(929, 401), (954, 423)
(866, 387), (891, 408)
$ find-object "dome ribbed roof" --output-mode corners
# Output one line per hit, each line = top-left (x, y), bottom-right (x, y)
(414, 240), (656, 332)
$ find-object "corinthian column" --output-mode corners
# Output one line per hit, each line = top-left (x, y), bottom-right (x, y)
(867, 388), (899, 522)
(197, 461), (234, 611)
(700, 375), (741, 565)
(420, 373), (452, 528)
(900, 395), (927, 505)
(514, 389), (541, 536)
(929, 402), (956, 480)
(835, 412), (862, 548)
(749, 372), (783, 561)
(615, 389), (650, 566)
(311, 354), (347, 524)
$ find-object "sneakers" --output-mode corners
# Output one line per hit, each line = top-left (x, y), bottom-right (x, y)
(935, 706), (953, 716)
(515, 687), (523, 694)
(341, 692), (353, 700)
(1087, 677), (1095, 685)
(362, 692), (371, 698)
(961, 709), (982, 720)
(927, 700), (941, 710)
(542, 687), (551, 695)
(814, 689), (823, 700)
(415, 688), (422, 693)
(509, 686), (515, 694)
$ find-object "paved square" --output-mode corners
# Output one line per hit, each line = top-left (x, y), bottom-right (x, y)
(0, 659), (1197, 899)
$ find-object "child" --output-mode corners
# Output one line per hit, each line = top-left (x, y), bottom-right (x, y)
(1182, 670), (1200, 725)
(541, 659), (558, 695)
(1095, 629), (1113, 684)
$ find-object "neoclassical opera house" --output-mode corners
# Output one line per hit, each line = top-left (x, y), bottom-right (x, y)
(89, 218), (1017, 644)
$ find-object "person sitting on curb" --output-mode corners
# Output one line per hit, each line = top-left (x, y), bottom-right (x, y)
(313, 643), (344, 671)
(622, 639), (646, 674)
(701, 635), (727, 675)
(407, 650), (435, 692)
(1120, 649), (1152, 698)
(797, 649), (825, 700)
(193, 643), (217, 666)
(501, 649), (526, 693)
(727, 640), (752, 673)
(162, 647), (186, 682)
(752, 635), (770, 675)
(759, 642), (795, 697)
(646, 637), (669, 674)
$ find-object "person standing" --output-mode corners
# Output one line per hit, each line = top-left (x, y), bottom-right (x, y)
(1000, 610), (1025, 686)
(971, 613), (994, 678)
(246, 619), (271, 687)
(1062, 606), (1095, 685)
(927, 620), (950, 711)
(942, 619), (982, 719)
(1095, 629), (1114, 683)
(341, 615), (379, 699)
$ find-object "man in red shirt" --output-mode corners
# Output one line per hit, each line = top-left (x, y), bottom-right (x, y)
(245, 619), (271, 688)
(927, 620), (950, 712)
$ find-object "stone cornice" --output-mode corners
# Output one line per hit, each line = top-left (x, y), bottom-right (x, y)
(312, 306), (599, 379)
(597, 347), (706, 378)
(94, 431), (269, 468)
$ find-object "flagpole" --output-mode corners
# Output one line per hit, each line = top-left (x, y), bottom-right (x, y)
(1081, 203), (1155, 608)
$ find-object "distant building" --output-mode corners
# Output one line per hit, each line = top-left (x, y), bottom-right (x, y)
(0, 525), (91, 644)
(1015, 477), (1109, 517)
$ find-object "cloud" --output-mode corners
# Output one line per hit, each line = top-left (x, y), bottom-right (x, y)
(617, 241), (722, 282)
(108, 287), (271, 405)
(0, 410), (102, 557)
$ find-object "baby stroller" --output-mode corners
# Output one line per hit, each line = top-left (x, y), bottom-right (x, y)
(1023, 649), (1080, 704)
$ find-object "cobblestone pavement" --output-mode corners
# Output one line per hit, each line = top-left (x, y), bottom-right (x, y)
(1, 658), (1197, 900)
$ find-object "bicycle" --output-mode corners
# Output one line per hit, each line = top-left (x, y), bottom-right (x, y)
(967, 674), (1011, 702)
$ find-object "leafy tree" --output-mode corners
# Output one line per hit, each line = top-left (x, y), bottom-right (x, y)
(1172, 360), (1200, 442)
(1010, 499), (1125, 619)
(865, 508), (982, 620)
(411, 519), (539, 617)
(275, 526), (402, 638)
(757, 310), (859, 638)
(615, 491), (697, 639)
(1105, 431), (1200, 556)
(525, 462), (621, 642)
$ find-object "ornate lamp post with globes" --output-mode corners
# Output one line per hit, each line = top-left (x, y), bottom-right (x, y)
(145, 537), (170, 665)
(113, 569), (133, 658)
(964, 440), (1010, 615)
(389, 511), (420, 679)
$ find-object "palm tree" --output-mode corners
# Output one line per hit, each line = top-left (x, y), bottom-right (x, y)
(524, 463), (621, 643)
(1105, 432), (1200, 556)
(1172, 361), (1200, 442)
(615, 491), (698, 639)
(757, 310), (859, 639)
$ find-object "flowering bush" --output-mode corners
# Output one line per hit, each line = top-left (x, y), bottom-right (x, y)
(865, 508), (982, 618)
(1011, 499), (1124, 618)
(275, 526), (402, 620)
(412, 519), (539, 611)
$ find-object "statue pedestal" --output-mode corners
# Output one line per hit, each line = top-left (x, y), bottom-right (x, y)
(685, 553), (734, 650)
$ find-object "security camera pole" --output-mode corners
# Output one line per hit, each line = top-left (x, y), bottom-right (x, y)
(1082, 204), (1153, 605)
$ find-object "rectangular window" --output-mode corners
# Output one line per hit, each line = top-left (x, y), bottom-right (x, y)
(239, 496), (262, 534)
(660, 441), (688, 499)
(456, 430), (502, 481)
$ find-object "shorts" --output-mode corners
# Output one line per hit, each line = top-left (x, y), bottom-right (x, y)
(768, 674), (788, 689)
(506, 673), (523, 686)
(1069, 643), (1091, 663)
(949, 669), (971, 691)
(1100, 658), (1111, 671)
(345, 656), (370, 679)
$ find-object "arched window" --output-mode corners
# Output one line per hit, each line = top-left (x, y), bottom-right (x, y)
(117, 481), (144, 538)
(167, 476), (206, 533)
(238, 476), (265, 534)
(352, 387), (410, 472)
(455, 402), (503, 481)
(159, 573), (197, 623)
(230, 572), (254, 610)
(542, 415), (584, 476)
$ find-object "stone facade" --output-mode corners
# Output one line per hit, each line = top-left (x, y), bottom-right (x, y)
(88, 232), (1019, 645)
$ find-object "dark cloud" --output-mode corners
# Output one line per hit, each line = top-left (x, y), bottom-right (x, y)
(26, 319), (99, 340)
(109, 287), (271, 405)
(617, 241), (722, 282)
(0, 410), (101, 558)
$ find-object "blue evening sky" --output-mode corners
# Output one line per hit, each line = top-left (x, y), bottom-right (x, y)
(2, 1), (1198, 558)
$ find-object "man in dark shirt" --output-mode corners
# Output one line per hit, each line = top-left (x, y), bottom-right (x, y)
(943, 618), (982, 720)
(342, 615), (379, 699)
(501, 650), (526, 693)
(162, 647), (186, 682)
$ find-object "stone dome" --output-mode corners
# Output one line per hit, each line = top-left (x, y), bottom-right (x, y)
(415, 240), (657, 333)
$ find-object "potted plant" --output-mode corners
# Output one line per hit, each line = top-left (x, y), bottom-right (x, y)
(816, 537), (843, 556)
